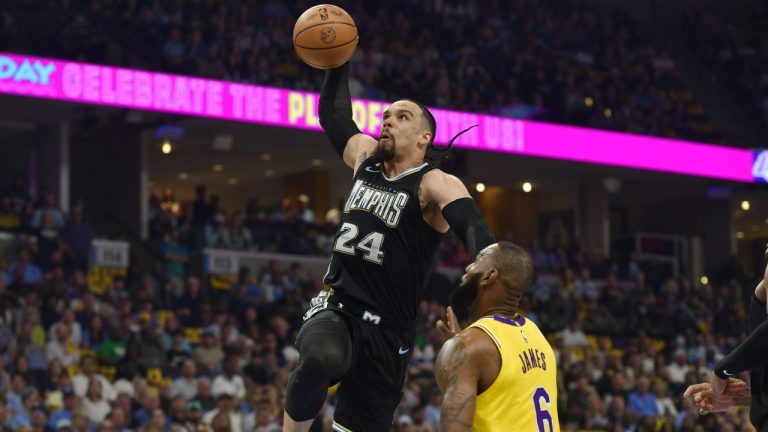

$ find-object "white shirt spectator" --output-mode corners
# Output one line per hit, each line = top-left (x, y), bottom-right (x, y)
(656, 395), (678, 417)
(667, 353), (690, 384)
(45, 323), (80, 367)
(212, 374), (246, 400)
(47, 320), (82, 347)
(45, 337), (80, 368)
(82, 397), (111, 423)
(73, 373), (116, 402)
(171, 377), (199, 400)
(558, 323), (589, 349)
(202, 409), (243, 432)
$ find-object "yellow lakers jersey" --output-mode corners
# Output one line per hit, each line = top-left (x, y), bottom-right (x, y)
(467, 315), (560, 432)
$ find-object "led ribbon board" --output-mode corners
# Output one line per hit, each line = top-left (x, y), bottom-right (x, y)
(0, 52), (759, 183)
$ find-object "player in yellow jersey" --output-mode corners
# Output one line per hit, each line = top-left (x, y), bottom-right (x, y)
(434, 242), (560, 432)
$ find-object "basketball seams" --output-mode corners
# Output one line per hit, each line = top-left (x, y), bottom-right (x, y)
(293, 5), (358, 69)
(294, 37), (359, 51)
(293, 21), (357, 40)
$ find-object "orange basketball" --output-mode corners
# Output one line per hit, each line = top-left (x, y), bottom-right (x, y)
(293, 4), (358, 69)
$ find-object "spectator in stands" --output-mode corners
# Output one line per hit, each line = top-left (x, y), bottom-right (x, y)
(229, 214), (253, 251)
(107, 408), (130, 432)
(167, 395), (187, 429)
(31, 193), (65, 231)
(627, 376), (658, 417)
(197, 378), (216, 412)
(177, 276), (205, 326)
(424, 386), (442, 430)
(0, 195), (20, 232)
(45, 323), (80, 368)
(653, 381), (677, 418)
(211, 409), (234, 432)
(5, 373), (27, 426)
(6, 246), (42, 286)
(166, 329), (192, 371)
(113, 394), (134, 429)
(49, 309), (82, 347)
(39, 359), (65, 394)
(559, 320), (589, 349)
(205, 210), (231, 249)
(72, 356), (114, 402)
(162, 227), (190, 290)
(194, 330), (224, 374)
(230, 267), (263, 305)
(60, 203), (93, 273)
(296, 195), (315, 224)
(132, 386), (162, 426)
(668, 350), (691, 387)
(47, 387), (77, 430)
(574, 268), (599, 300)
(192, 185), (210, 229)
(81, 378), (110, 424)
(212, 355), (246, 401)
(171, 359), (198, 401)
(184, 400), (205, 431)
(163, 28), (186, 70)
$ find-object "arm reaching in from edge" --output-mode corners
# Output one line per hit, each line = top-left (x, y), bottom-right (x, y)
(683, 379), (751, 414)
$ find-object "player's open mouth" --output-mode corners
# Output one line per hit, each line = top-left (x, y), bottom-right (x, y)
(380, 132), (392, 142)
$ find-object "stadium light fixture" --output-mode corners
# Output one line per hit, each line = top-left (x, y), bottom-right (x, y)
(161, 139), (172, 154)
(522, 182), (533, 193)
(475, 183), (486, 193)
(741, 200), (750, 211)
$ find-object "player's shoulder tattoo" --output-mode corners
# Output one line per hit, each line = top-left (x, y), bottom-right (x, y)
(436, 337), (469, 390)
(437, 336), (476, 430)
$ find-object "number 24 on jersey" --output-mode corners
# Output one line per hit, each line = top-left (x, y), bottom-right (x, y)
(333, 222), (385, 265)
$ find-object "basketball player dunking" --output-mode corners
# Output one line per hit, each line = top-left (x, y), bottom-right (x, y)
(435, 243), (560, 432)
(282, 63), (496, 432)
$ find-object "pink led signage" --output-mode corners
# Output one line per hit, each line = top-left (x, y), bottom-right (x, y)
(0, 53), (758, 182)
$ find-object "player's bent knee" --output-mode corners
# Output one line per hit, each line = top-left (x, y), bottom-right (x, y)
(285, 337), (350, 422)
(285, 356), (331, 421)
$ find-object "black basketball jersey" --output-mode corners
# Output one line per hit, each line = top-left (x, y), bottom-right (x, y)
(323, 157), (443, 323)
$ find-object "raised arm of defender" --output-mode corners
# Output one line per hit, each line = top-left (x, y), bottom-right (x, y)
(317, 63), (377, 172)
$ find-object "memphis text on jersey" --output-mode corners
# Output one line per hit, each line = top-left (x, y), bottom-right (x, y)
(519, 347), (548, 374)
(344, 179), (409, 228)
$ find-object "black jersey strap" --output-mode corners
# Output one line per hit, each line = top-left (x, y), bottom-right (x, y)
(442, 198), (496, 260)
(318, 63), (361, 157)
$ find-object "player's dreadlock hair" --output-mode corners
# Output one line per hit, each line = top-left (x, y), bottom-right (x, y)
(400, 99), (478, 167)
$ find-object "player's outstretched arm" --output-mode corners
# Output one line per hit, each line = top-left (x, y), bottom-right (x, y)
(422, 170), (496, 259)
(317, 63), (377, 171)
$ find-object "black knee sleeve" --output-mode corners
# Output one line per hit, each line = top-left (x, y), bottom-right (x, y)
(285, 312), (352, 421)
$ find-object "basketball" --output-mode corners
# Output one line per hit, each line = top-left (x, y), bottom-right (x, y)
(293, 4), (358, 69)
